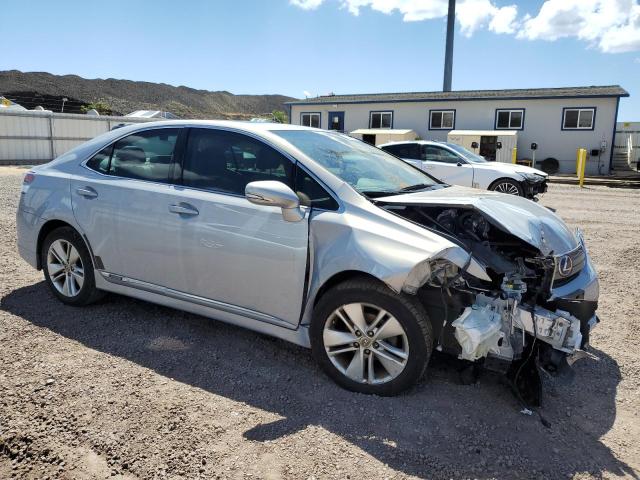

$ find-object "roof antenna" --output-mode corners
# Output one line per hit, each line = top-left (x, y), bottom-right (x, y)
(443, 0), (455, 92)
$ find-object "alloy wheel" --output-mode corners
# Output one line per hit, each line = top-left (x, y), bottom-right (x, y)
(47, 239), (85, 297)
(323, 303), (409, 384)
(493, 182), (521, 195)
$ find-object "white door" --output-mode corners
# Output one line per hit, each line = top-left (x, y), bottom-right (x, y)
(421, 145), (474, 187)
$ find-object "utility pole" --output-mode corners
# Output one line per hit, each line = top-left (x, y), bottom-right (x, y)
(61, 97), (68, 113)
(443, 0), (455, 92)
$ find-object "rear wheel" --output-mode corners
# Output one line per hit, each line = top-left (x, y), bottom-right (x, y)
(489, 178), (524, 196)
(311, 277), (433, 396)
(42, 227), (104, 306)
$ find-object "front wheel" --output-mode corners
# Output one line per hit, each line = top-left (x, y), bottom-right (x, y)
(311, 277), (433, 396)
(489, 178), (524, 196)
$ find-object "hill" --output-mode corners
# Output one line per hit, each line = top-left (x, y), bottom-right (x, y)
(0, 70), (296, 119)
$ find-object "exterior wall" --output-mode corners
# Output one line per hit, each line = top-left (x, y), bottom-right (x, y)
(290, 96), (620, 175)
(0, 110), (155, 165)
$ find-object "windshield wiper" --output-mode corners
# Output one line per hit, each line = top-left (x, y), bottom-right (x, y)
(398, 183), (435, 192)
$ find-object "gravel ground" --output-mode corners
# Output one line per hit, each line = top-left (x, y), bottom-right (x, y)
(1, 168), (639, 480)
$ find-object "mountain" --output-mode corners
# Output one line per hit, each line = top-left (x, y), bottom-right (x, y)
(0, 70), (296, 119)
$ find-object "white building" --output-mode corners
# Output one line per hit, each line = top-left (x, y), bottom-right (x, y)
(287, 85), (628, 175)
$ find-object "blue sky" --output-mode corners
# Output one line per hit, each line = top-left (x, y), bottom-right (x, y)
(1, 0), (638, 119)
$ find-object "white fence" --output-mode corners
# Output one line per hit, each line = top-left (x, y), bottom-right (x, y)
(0, 110), (156, 165)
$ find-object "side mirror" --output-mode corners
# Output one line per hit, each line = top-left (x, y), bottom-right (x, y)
(245, 181), (304, 222)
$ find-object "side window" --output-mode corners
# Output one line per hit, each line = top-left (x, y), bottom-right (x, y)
(182, 128), (294, 195)
(295, 167), (339, 210)
(423, 146), (461, 164)
(382, 144), (421, 159)
(109, 129), (180, 182)
(86, 145), (113, 174)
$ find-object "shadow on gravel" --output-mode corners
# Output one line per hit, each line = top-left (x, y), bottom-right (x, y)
(3, 282), (637, 479)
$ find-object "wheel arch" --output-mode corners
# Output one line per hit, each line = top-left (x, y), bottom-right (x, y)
(312, 270), (384, 309)
(36, 220), (95, 270)
(488, 176), (524, 195)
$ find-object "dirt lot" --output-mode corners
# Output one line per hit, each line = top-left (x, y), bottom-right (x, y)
(1, 168), (639, 480)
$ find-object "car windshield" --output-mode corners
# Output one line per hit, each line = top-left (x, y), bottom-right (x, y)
(272, 130), (440, 196)
(444, 142), (488, 163)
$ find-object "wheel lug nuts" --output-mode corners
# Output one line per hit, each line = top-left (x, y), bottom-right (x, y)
(367, 331), (374, 337)
(364, 349), (370, 354)
(353, 342), (359, 348)
(373, 342), (379, 349)
(355, 331), (362, 337)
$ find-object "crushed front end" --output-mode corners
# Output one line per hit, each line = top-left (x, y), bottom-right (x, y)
(382, 201), (599, 406)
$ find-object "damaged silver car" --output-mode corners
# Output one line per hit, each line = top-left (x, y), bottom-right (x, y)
(16, 121), (599, 401)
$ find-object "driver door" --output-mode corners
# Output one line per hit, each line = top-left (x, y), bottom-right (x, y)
(168, 127), (310, 326)
(422, 145), (474, 186)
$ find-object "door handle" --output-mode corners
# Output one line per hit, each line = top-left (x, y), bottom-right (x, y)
(168, 203), (199, 216)
(76, 186), (98, 198)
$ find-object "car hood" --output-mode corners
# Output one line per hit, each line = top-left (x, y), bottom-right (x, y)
(471, 161), (548, 178)
(378, 186), (576, 255)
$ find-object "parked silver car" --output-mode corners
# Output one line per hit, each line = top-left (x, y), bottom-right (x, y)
(17, 121), (599, 400)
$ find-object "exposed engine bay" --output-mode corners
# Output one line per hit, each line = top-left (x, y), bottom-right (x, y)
(382, 203), (599, 406)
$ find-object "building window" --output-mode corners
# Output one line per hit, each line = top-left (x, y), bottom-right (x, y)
(429, 110), (455, 130)
(301, 112), (321, 128)
(562, 108), (595, 130)
(369, 111), (393, 129)
(495, 109), (524, 129)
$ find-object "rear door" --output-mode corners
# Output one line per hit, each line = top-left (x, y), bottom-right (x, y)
(422, 145), (474, 186)
(71, 127), (184, 280)
(168, 127), (310, 326)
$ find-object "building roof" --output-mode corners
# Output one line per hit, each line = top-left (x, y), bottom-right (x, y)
(449, 130), (517, 136)
(350, 128), (415, 135)
(286, 85), (629, 105)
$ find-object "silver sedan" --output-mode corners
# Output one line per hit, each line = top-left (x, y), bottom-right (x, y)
(17, 121), (600, 400)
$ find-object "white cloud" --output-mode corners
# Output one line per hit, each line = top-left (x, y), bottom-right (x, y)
(303, 90), (312, 97)
(290, 0), (640, 53)
(518, 0), (640, 53)
(457, 0), (518, 36)
(289, 0), (324, 9)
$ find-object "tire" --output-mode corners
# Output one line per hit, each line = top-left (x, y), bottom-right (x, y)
(41, 226), (105, 306)
(489, 178), (524, 196)
(311, 277), (433, 396)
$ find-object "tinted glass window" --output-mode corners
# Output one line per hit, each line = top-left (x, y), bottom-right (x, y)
(510, 111), (523, 128)
(382, 143), (422, 160)
(430, 110), (454, 129)
(301, 113), (320, 128)
(86, 145), (113, 174)
(424, 146), (461, 164)
(496, 111), (510, 128)
(370, 112), (392, 128)
(295, 167), (338, 210)
(108, 129), (179, 182)
(578, 110), (593, 128)
(183, 128), (293, 195)
(564, 110), (579, 128)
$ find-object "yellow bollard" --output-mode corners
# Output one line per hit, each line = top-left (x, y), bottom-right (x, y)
(578, 148), (587, 188)
(576, 148), (581, 173)
(511, 147), (517, 164)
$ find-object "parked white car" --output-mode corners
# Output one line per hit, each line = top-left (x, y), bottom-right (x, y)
(380, 141), (548, 199)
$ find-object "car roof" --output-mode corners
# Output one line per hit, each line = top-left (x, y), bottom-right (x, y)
(122, 119), (315, 133)
(378, 140), (442, 147)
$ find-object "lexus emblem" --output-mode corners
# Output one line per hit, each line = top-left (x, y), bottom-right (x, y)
(558, 255), (573, 277)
